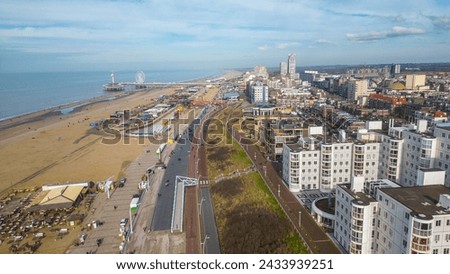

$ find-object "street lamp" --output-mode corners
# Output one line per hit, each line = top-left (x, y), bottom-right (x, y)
(201, 234), (210, 254)
(199, 197), (205, 216)
(129, 207), (133, 234)
(299, 211), (302, 227)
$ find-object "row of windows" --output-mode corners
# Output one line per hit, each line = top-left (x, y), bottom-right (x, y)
(301, 169), (317, 173)
(433, 234), (450, 242)
(435, 219), (450, 226)
(433, 248), (450, 254)
(439, 132), (450, 139)
(301, 184), (317, 190)
(438, 152), (450, 160)
(301, 161), (318, 165)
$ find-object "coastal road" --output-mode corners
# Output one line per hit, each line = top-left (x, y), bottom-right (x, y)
(150, 128), (190, 231)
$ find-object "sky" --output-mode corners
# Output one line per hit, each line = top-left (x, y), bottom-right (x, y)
(0, 0), (449, 72)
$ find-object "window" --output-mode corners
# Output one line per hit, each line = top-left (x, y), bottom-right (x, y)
(444, 248), (449, 254)
(436, 220), (441, 227)
(435, 235), (440, 242)
(402, 240), (407, 248)
(433, 249), (438, 254)
(447, 219), (450, 226)
(445, 234), (450, 242)
(405, 212), (410, 219)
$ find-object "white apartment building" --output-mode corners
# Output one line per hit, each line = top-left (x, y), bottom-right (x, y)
(319, 142), (354, 192)
(334, 177), (397, 253)
(335, 174), (450, 254)
(347, 79), (368, 102)
(282, 142), (320, 192)
(282, 138), (354, 192)
(379, 127), (406, 182)
(400, 129), (437, 186)
(283, 120), (450, 192)
(434, 123), (450, 187)
(250, 81), (269, 105)
(353, 141), (380, 182)
(378, 184), (450, 254)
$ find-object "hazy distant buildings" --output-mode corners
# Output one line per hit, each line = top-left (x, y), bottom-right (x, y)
(280, 62), (288, 77)
(253, 65), (269, 79)
(288, 53), (296, 78)
(250, 81), (269, 105)
(347, 79), (368, 102)
(390, 64), (401, 76)
(406, 74), (426, 89)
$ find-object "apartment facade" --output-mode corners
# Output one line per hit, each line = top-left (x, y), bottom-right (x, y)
(400, 130), (437, 186)
(335, 176), (450, 254)
(378, 127), (406, 182)
(250, 81), (269, 105)
(282, 139), (354, 192)
(282, 143), (320, 192)
(434, 124), (450, 187)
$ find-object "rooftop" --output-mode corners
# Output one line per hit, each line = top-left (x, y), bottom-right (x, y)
(338, 183), (376, 206)
(381, 185), (450, 217)
(286, 143), (303, 152)
(436, 122), (450, 131)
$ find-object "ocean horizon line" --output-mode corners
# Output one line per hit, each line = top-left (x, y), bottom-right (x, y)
(0, 69), (225, 121)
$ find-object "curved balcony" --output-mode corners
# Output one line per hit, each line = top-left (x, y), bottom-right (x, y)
(410, 216), (432, 254)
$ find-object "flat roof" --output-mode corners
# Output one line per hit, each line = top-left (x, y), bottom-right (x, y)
(338, 183), (376, 206)
(436, 122), (450, 130)
(286, 143), (303, 152)
(420, 167), (445, 172)
(381, 185), (450, 216)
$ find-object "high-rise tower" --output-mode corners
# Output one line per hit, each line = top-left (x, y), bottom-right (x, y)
(288, 53), (296, 77)
(280, 62), (287, 77)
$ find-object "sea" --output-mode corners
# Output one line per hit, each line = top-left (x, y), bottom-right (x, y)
(0, 69), (220, 120)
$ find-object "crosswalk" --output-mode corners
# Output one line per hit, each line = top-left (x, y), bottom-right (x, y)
(199, 179), (209, 186)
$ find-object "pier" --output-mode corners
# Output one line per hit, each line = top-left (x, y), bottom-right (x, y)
(103, 71), (219, 91)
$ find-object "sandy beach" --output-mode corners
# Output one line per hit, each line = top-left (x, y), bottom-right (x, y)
(0, 87), (177, 195)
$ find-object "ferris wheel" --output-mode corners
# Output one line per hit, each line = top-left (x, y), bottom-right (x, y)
(135, 71), (145, 84)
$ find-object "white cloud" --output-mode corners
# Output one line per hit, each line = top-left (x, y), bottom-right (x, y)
(315, 39), (336, 45)
(0, 0), (448, 71)
(347, 26), (425, 42)
(428, 15), (450, 30)
(276, 42), (300, 49)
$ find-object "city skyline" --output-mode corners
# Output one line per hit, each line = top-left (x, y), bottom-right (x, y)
(0, 0), (449, 73)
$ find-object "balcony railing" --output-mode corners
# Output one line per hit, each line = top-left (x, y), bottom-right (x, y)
(412, 228), (432, 237)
